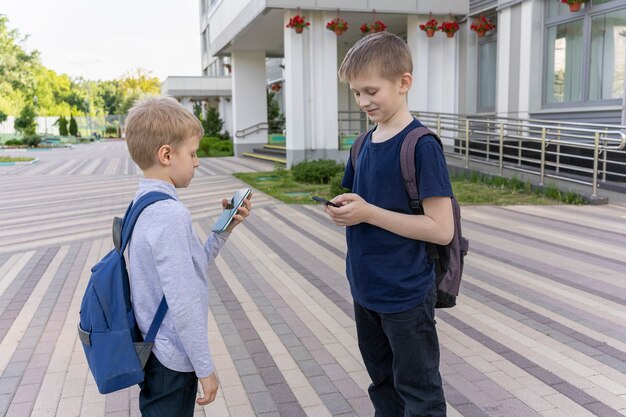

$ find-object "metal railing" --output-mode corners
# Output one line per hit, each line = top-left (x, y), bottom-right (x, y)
(235, 121), (285, 139)
(338, 110), (626, 198)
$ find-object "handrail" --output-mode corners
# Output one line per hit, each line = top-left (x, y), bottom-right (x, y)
(235, 122), (268, 138)
(337, 110), (626, 199)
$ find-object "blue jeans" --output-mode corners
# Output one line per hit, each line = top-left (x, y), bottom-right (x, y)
(139, 354), (198, 417)
(354, 285), (446, 417)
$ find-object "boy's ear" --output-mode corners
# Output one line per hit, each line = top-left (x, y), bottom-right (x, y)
(157, 144), (172, 166)
(399, 73), (413, 93)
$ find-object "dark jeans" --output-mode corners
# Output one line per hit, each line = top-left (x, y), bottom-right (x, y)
(354, 285), (446, 417)
(139, 353), (198, 417)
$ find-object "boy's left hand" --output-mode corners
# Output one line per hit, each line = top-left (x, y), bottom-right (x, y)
(224, 193), (252, 233)
(324, 193), (371, 226)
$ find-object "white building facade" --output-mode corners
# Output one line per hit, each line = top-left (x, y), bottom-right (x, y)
(198, 0), (626, 166)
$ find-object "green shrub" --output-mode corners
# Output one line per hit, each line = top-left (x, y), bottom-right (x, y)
(5, 139), (23, 146)
(198, 136), (233, 157)
(22, 135), (41, 148)
(292, 159), (344, 184)
(329, 171), (349, 196)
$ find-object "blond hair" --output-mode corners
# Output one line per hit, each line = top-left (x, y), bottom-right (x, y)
(124, 96), (204, 169)
(338, 32), (413, 83)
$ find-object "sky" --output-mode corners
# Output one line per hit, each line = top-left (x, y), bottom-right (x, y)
(1, 0), (202, 81)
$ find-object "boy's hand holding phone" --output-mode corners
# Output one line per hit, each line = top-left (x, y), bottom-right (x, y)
(321, 193), (371, 227)
(212, 188), (253, 233)
(312, 196), (341, 208)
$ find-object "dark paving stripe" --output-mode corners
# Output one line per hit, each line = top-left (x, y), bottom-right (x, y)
(439, 311), (625, 417)
(490, 206), (626, 246)
(244, 219), (354, 320)
(464, 218), (626, 271)
(442, 382), (492, 417)
(66, 159), (92, 175)
(0, 248), (57, 344)
(266, 207), (345, 259)
(464, 262), (626, 344)
(292, 205), (338, 229)
(462, 279), (626, 373)
(469, 244), (626, 307)
(216, 240), (366, 416)
(1, 243), (83, 417)
(206, 248), (307, 417)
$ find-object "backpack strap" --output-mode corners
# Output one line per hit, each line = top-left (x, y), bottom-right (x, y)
(118, 191), (173, 341)
(400, 127), (443, 212)
(350, 128), (376, 172)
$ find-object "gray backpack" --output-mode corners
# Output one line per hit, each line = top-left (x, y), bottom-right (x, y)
(350, 126), (469, 308)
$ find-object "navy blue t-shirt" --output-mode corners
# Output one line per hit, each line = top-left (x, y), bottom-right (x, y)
(341, 119), (453, 314)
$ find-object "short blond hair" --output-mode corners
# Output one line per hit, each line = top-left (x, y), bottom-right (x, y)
(124, 96), (204, 169)
(338, 32), (413, 83)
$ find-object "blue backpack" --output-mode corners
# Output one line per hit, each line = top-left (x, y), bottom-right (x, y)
(78, 192), (172, 394)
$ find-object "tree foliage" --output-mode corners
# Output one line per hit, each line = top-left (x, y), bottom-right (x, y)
(56, 115), (69, 136)
(14, 103), (37, 135)
(0, 17), (161, 121)
(69, 114), (78, 136)
(267, 91), (285, 133)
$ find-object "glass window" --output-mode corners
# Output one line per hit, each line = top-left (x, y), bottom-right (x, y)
(589, 9), (626, 100)
(545, 20), (584, 103)
(478, 41), (497, 110)
(548, 1), (581, 18)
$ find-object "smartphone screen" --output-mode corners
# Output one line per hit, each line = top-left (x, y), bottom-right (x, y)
(212, 188), (251, 232)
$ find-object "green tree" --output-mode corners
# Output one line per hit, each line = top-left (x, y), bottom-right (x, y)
(14, 103), (37, 135)
(267, 90), (285, 133)
(69, 114), (78, 136)
(0, 110), (7, 124)
(57, 115), (68, 136)
(0, 16), (41, 115)
(203, 106), (224, 137)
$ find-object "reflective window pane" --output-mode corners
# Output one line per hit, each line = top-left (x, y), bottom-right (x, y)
(589, 9), (626, 100)
(478, 41), (497, 110)
(545, 20), (584, 103)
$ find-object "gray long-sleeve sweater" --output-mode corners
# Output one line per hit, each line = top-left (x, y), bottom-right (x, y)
(128, 179), (227, 378)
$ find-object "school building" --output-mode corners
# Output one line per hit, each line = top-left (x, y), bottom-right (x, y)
(161, 0), (626, 168)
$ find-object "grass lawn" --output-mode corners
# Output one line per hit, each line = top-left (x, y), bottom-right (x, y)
(235, 169), (333, 205)
(234, 169), (586, 206)
(0, 156), (35, 163)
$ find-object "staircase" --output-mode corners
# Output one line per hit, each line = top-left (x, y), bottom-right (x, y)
(242, 144), (286, 164)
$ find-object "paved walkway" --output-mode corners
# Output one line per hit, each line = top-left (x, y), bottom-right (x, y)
(0, 142), (625, 417)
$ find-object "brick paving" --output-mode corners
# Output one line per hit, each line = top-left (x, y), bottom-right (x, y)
(0, 141), (625, 416)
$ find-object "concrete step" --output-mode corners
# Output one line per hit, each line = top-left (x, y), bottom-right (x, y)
(241, 152), (286, 164)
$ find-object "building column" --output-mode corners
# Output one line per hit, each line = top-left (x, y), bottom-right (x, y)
(496, 8), (512, 118)
(407, 15), (458, 117)
(231, 50), (268, 156)
(284, 10), (339, 167)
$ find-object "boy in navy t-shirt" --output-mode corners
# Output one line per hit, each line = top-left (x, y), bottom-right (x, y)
(324, 32), (453, 417)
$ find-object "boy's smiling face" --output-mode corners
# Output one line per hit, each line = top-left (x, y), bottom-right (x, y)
(349, 70), (411, 126)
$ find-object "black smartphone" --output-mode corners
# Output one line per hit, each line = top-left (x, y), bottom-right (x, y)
(212, 188), (251, 232)
(312, 196), (340, 208)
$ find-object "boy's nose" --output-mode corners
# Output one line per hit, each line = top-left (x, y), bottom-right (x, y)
(357, 95), (370, 108)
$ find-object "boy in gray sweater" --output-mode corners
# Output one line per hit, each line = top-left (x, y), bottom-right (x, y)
(124, 96), (252, 416)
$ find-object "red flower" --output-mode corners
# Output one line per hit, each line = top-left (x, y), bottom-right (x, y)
(360, 20), (387, 34)
(470, 16), (496, 33)
(419, 18), (439, 32)
(286, 14), (311, 30)
(326, 17), (348, 31)
(439, 21), (459, 34)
